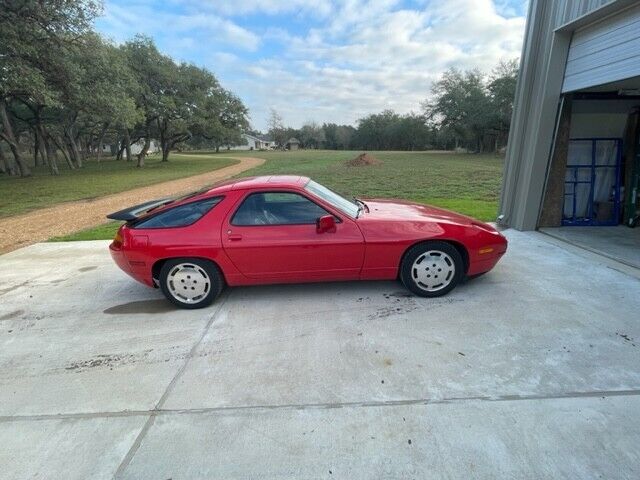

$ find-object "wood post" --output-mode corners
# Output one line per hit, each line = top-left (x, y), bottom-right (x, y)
(538, 94), (573, 228)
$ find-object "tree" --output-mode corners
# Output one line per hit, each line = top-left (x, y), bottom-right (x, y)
(0, 0), (102, 175)
(425, 69), (491, 151)
(267, 108), (286, 148)
(322, 123), (339, 150)
(122, 36), (177, 166)
(123, 38), (249, 163)
(190, 85), (249, 152)
(323, 124), (356, 150)
(1, 3), (250, 176)
(487, 59), (519, 151)
(52, 33), (141, 167)
(423, 63), (517, 153)
(299, 121), (325, 149)
(334, 125), (355, 149)
(390, 113), (431, 151)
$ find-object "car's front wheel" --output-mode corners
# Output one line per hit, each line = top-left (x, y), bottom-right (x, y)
(400, 241), (463, 297)
(159, 258), (223, 309)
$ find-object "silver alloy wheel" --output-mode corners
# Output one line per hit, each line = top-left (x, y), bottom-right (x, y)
(166, 263), (211, 304)
(411, 250), (456, 292)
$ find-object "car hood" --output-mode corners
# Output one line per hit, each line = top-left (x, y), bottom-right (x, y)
(359, 198), (476, 225)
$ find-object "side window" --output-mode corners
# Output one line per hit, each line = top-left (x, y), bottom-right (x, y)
(134, 197), (222, 228)
(232, 192), (330, 226)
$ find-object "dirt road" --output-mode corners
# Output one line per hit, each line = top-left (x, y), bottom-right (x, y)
(0, 156), (264, 253)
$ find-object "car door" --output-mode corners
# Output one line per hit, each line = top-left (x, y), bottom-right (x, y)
(222, 190), (365, 281)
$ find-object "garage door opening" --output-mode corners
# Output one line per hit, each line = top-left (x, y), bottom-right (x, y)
(538, 84), (640, 268)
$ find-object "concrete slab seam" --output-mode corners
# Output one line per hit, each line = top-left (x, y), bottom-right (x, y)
(112, 290), (233, 479)
(2, 388), (639, 425)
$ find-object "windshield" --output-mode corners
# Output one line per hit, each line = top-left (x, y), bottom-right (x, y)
(304, 180), (359, 218)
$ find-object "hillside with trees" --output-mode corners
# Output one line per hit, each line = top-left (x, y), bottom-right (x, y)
(1, 1), (518, 179)
(0, 0), (249, 177)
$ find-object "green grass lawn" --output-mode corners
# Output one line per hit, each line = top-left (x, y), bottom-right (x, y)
(55, 150), (503, 242)
(231, 150), (503, 220)
(49, 222), (124, 242)
(0, 153), (238, 218)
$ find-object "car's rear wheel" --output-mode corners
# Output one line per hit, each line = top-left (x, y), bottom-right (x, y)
(159, 258), (223, 309)
(400, 241), (463, 297)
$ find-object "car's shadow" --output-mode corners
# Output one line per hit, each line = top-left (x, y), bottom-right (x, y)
(102, 276), (486, 314)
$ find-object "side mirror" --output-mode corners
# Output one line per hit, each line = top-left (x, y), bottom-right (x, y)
(316, 215), (337, 233)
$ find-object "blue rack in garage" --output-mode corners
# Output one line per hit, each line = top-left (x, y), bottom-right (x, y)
(563, 138), (622, 226)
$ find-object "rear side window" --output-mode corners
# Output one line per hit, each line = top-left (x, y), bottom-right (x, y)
(134, 197), (222, 229)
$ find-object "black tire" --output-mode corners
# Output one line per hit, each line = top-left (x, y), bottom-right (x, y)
(400, 241), (464, 297)
(159, 258), (224, 309)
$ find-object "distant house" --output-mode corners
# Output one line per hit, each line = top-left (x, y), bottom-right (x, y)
(226, 133), (275, 151)
(286, 137), (300, 151)
(130, 140), (160, 156)
(100, 139), (160, 158)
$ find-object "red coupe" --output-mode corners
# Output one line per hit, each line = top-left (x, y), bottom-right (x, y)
(108, 176), (507, 309)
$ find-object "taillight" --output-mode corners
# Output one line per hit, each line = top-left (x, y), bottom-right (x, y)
(112, 228), (124, 247)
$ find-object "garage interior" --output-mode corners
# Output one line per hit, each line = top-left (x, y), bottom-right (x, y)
(539, 87), (640, 268)
(537, 5), (640, 269)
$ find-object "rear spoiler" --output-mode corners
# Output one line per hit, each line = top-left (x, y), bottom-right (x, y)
(106, 198), (173, 221)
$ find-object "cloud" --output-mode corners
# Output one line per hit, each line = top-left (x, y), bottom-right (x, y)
(197, 0), (333, 17)
(97, 2), (260, 52)
(237, 0), (525, 129)
(95, 0), (526, 131)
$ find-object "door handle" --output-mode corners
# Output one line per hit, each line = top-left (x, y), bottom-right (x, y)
(228, 234), (242, 241)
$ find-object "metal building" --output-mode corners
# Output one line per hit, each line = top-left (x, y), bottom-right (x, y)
(499, 0), (640, 266)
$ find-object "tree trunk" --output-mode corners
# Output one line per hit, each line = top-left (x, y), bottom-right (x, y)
(65, 133), (78, 167)
(124, 128), (132, 162)
(116, 138), (125, 160)
(159, 119), (169, 162)
(161, 141), (170, 162)
(52, 135), (75, 170)
(37, 126), (49, 166)
(137, 123), (152, 167)
(0, 144), (16, 175)
(86, 137), (93, 158)
(137, 142), (147, 167)
(63, 115), (81, 168)
(33, 128), (43, 166)
(42, 127), (59, 175)
(0, 98), (31, 177)
(76, 134), (89, 166)
(96, 122), (109, 162)
(68, 131), (83, 168)
(0, 147), (6, 174)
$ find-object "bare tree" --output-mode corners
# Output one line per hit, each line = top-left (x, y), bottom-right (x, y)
(267, 108), (286, 148)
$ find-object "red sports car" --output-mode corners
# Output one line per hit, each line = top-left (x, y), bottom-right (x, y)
(108, 176), (507, 309)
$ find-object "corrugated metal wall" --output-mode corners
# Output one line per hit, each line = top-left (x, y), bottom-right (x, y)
(558, 0), (615, 26)
(498, 0), (623, 230)
(563, 3), (640, 92)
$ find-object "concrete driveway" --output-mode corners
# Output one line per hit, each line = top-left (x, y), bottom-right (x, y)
(1, 230), (639, 479)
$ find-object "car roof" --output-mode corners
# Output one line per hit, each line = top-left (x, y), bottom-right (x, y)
(140, 176), (310, 218)
(206, 175), (309, 194)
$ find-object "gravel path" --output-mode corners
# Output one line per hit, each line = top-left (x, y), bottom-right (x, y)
(0, 156), (265, 254)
